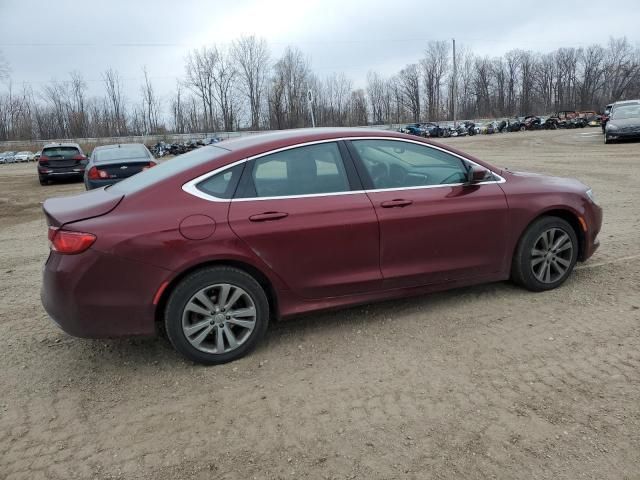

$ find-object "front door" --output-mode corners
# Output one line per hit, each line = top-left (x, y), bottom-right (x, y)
(347, 138), (509, 288)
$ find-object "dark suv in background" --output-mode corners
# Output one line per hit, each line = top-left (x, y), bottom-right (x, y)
(38, 143), (88, 185)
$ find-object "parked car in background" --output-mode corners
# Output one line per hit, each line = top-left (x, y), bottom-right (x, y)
(1, 151), (17, 163)
(84, 143), (156, 190)
(13, 151), (34, 162)
(399, 123), (427, 137)
(37, 143), (88, 185)
(604, 104), (640, 144)
(609, 99), (640, 118)
(33, 150), (41, 162)
(41, 128), (602, 365)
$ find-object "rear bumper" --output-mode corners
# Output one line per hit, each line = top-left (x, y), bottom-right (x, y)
(85, 178), (121, 190)
(41, 249), (171, 338)
(39, 167), (85, 180)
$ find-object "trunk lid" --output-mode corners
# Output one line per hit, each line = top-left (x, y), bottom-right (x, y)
(43, 188), (124, 227)
(95, 160), (151, 179)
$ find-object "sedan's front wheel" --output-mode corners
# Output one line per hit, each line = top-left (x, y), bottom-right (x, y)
(165, 266), (269, 365)
(511, 216), (578, 291)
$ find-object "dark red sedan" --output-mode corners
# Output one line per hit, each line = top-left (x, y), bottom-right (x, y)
(41, 128), (602, 364)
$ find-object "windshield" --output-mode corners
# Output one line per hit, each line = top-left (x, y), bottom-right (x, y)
(109, 145), (230, 194)
(94, 145), (150, 162)
(611, 106), (640, 120)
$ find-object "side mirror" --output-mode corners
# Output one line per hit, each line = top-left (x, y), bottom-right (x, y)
(466, 165), (491, 184)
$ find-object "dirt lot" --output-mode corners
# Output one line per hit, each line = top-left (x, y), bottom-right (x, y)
(1, 129), (639, 480)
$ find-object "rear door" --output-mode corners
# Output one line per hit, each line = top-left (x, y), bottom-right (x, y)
(347, 138), (509, 288)
(228, 141), (382, 299)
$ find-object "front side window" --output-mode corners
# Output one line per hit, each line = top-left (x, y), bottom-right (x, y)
(251, 142), (350, 197)
(351, 139), (469, 189)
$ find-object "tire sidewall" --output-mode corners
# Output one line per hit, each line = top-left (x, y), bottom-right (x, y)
(513, 217), (579, 291)
(164, 267), (269, 365)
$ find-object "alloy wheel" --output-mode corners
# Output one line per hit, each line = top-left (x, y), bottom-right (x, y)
(530, 228), (574, 284)
(181, 284), (257, 354)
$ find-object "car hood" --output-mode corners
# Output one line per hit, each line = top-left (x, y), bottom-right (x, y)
(504, 169), (588, 191)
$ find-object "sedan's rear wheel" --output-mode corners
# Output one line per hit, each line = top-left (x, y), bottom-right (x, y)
(511, 216), (578, 291)
(165, 267), (269, 365)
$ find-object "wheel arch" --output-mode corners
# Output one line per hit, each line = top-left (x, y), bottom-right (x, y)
(154, 259), (280, 332)
(514, 208), (586, 262)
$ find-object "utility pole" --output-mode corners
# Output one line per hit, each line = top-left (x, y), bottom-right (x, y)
(452, 38), (457, 127)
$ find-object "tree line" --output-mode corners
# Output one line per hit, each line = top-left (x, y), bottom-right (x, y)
(1, 36), (639, 141)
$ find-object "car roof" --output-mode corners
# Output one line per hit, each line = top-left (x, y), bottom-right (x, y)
(613, 100), (640, 106)
(217, 127), (405, 154)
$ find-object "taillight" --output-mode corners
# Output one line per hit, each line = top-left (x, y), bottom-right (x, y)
(39, 155), (49, 166)
(142, 161), (157, 170)
(72, 154), (87, 161)
(48, 227), (96, 254)
(88, 166), (109, 180)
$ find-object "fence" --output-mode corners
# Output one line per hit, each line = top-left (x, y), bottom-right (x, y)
(0, 125), (401, 152)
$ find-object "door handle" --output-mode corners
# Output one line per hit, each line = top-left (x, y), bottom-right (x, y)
(249, 212), (289, 222)
(380, 199), (413, 208)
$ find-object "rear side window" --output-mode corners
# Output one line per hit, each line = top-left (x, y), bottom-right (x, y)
(196, 164), (244, 199)
(250, 142), (350, 198)
(42, 146), (81, 158)
(110, 145), (230, 194)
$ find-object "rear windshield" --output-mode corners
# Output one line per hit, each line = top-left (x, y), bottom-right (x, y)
(94, 145), (150, 162)
(109, 145), (230, 194)
(42, 146), (80, 158)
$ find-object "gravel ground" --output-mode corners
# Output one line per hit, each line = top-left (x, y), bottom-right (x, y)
(0, 129), (639, 480)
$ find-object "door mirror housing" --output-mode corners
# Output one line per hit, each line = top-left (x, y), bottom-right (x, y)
(466, 165), (491, 184)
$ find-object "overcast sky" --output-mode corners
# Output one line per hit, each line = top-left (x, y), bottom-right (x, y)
(1, 0), (639, 107)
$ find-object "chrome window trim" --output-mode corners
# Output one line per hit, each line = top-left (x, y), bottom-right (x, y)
(181, 136), (506, 202)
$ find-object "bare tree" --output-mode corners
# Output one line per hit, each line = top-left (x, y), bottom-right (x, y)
(68, 71), (87, 137)
(605, 37), (640, 101)
(140, 67), (160, 134)
(210, 46), (237, 132)
(0, 50), (9, 82)
(185, 47), (217, 132)
(231, 36), (269, 130)
(578, 45), (606, 109)
(366, 71), (386, 124)
(421, 41), (450, 120)
(103, 68), (126, 135)
(398, 64), (421, 122)
(269, 47), (310, 129)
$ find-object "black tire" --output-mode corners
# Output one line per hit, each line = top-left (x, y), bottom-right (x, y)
(604, 134), (611, 144)
(164, 266), (270, 365)
(511, 216), (579, 292)
(39, 176), (48, 186)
